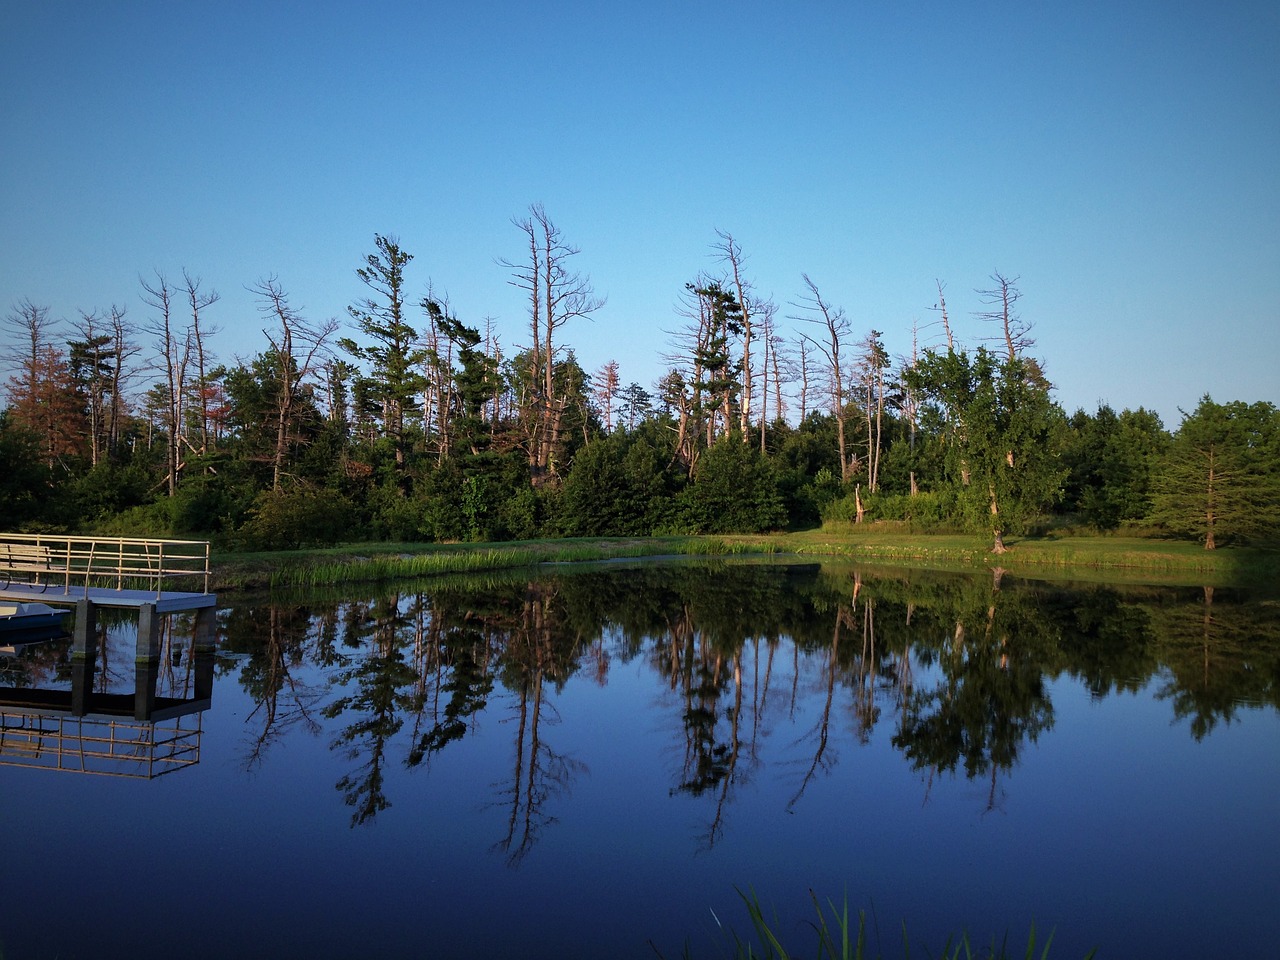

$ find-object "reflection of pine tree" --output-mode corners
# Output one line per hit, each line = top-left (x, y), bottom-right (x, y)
(1146, 586), (1280, 739)
(408, 623), (494, 766)
(325, 593), (420, 826)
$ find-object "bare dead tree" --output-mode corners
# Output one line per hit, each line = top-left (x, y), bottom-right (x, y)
(483, 316), (504, 424)
(757, 301), (774, 452)
(768, 314), (791, 425)
(2, 298), (56, 407)
(141, 272), (188, 496)
(182, 270), (221, 461)
(714, 230), (757, 438)
(501, 204), (604, 483)
(106, 306), (139, 457)
(896, 319), (922, 495)
(976, 271), (1032, 361)
(857, 330), (889, 492)
(930, 279), (955, 351)
(795, 335), (812, 423)
(792, 274), (853, 479)
(593, 359), (620, 432)
(251, 276), (339, 490)
(70, 309), (110, 466)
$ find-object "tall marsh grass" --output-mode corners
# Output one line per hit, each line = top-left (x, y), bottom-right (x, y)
(235, 536), (780, 591)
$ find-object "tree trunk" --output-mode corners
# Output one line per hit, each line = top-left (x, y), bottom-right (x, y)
(990, 483), (1007, 553)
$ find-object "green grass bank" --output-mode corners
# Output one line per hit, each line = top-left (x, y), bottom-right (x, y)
(210, 527), (1279, 592)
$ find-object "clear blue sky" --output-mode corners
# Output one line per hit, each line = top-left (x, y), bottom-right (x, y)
(3, 0), (1277, 429)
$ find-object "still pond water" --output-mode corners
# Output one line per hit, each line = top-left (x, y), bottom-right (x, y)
(2, 559), (1278, 959)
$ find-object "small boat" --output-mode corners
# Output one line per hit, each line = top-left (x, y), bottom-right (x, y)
(0, 602), (71, 648)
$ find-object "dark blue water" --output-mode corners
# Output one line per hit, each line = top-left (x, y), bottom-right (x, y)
(2, 561), (1277, 959)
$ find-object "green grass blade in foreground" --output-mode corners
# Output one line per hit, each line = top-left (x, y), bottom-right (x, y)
(670, 892), (1099, 960)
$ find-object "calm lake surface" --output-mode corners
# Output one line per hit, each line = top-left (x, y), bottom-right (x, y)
(2, 559), (1278, 959)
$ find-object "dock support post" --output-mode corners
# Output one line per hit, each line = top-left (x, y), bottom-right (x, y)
(135, 659), (159, 721)
(131, 602), (162, 719)
(193, 606), (216, 701)
(71, 598), (98, 717)
(193, 605), (216, 649)
(136, 602), (160, 662)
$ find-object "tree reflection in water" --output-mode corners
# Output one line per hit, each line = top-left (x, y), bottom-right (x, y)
(1147, 584), (1280, 739)
(325, 592), (422, 825)
(222, 561), (1280, 856)
(221, 604), (325, 769)
(891, 569), (1057, 812)
(490, 581), (586, 866)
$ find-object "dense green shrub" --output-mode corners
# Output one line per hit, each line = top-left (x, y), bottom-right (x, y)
(239, 486), (355, 549)
(822, 489), (959, 529)
(556, 431), (679, 536)
(676, 437), (786, 534)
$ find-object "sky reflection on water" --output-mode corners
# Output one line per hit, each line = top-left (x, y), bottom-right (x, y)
(1, 561), (1277, 959)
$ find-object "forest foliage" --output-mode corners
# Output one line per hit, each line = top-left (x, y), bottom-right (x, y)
(3, 218), (1278, 552)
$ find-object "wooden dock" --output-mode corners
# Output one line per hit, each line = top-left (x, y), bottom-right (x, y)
(0, 535), (218, 775)
(0, 581), (215, 613)
(0, 533), (216, 666)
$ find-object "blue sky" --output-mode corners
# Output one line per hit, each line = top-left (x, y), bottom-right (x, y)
(2, 0), (1277, 429)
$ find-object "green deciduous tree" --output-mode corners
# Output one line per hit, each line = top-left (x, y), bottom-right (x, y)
(909, 347), (1065, 552)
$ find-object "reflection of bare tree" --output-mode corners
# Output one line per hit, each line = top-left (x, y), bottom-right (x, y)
(850, 581), (881, 743)
(241, 606), (323, 770)
(746, 635), (780, 767)
(492, 585), (585, 866)
(788, 598), (849, 811)
(788, 574), (923, 811)
(408, 616), (496, 768)
(655, 604), (770, 849)
(405, 600), (445, 763)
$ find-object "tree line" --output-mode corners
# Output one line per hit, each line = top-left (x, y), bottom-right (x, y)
(3, 207), (1278, 551)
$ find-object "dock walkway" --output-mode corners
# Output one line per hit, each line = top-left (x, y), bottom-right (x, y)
(0, 533), (214, 613)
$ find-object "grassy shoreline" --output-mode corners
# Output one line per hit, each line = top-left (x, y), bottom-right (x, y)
(209, 527), (1279, 592)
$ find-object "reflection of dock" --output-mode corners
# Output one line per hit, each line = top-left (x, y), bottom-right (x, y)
(0, 534), (218, 778)
(0, 712), (203, 779)
(0, 638), (215, 778)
